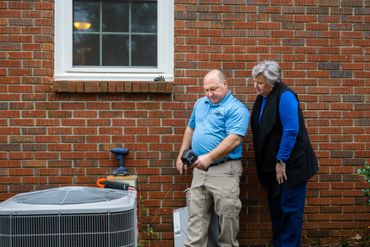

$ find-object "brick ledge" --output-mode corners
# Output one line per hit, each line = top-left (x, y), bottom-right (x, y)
(52, 81), (173, 94)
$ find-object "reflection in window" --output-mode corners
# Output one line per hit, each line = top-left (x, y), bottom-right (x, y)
(73, 0), (157, 67)
(102, 1), (129, 32)
(73, 34), (99, 65)
(132, 35), (157, 66)
(132, 2), (157, 33)
(102, 35), (129, 66)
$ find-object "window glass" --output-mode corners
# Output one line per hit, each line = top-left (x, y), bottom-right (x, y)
(102, 1), (129, 32)
(102, 35), (129, 66)
(132, 35), (157, 66)
(132, 2), (157, 33)
(73, 0), (100, 32)
(73, 0), (157, 67)
(73, 33), (99, 66)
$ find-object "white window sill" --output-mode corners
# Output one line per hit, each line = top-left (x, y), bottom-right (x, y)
(54, 72), (173, 82)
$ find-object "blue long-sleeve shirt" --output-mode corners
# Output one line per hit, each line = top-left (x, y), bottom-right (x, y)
(259, 91), (299, 162)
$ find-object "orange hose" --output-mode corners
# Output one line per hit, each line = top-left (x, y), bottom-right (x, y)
(96, 177), (106, 188)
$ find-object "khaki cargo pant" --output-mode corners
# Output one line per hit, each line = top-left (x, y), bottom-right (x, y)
(184, 160), (242, 247)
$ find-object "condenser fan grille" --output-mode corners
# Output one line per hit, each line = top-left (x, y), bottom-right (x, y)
(13, 186), (127, 205)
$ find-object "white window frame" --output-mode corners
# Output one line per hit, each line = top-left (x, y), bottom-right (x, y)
(54, 0), (174, 81)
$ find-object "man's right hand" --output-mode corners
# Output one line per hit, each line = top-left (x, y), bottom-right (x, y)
(176, 158), (187, 175)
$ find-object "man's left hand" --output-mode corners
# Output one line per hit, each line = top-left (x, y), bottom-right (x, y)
(193, 154), (213, 171)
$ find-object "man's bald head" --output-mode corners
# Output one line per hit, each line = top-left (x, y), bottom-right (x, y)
(203, 70), (228, 104)
(204, 70), (225, 85)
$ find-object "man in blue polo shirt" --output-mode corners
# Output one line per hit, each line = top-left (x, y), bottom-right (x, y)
(176, 70), (250, 247)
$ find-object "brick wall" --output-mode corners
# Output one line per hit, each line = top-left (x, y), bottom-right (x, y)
(0, 0), (369, 246)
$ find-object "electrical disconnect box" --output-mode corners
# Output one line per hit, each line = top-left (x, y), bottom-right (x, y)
(173, 207), (219, 247)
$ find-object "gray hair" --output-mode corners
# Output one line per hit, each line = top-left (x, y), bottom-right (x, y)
(252, 60), (281, 86)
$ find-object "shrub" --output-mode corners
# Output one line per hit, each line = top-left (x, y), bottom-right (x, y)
(356, 161), (370, 206)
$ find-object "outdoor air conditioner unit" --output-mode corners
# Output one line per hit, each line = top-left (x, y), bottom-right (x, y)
(0, 186), (137, 247)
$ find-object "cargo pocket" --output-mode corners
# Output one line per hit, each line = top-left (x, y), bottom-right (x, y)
(215, 197), (242, 218)
(186, 187), (205, 217)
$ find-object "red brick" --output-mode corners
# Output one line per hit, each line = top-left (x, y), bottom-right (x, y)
(0, 1), (368, 245)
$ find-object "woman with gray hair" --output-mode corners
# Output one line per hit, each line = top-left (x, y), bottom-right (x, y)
(251, 60), (281, 86)
(250, 60), (318, 247)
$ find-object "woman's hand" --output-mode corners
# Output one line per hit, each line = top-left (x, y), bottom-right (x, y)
(276, 162), (287, 184)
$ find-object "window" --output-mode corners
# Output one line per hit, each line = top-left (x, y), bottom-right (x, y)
(55, 0), (174, 81)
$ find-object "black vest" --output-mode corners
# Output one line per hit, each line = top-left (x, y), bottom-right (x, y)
(251, 82), (318, 193)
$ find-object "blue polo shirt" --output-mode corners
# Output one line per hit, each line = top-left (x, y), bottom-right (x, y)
(188, 91), (250, 160)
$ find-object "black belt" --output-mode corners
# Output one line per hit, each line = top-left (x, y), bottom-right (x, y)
(210, 158), (241, 167)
